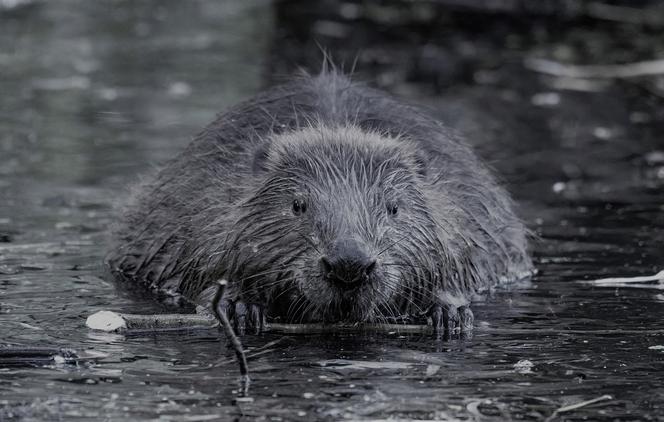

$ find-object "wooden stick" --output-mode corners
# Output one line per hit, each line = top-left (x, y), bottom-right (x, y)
(581, 270), (664, 285)
(211, 280), (250, 395)
(85, 310), (217, 332)
(545, 395), (613, 422)
(525, 58), (664, 79)
(0, 346), (78, 367)
(86, 311), (433, 334)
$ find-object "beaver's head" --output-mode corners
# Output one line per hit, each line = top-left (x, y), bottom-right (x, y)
(223, 125), (454, 323)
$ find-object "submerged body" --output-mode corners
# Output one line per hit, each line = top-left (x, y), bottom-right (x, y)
(107, 72), (532, 334)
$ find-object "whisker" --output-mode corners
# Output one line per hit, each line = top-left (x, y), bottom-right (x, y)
(376, 233), (411, 256)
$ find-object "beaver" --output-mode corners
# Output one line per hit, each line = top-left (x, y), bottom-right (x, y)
(107, 71), (533, 336)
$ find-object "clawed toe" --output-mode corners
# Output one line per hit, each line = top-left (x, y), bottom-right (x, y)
(216, 299), (264, 335)
(247, 303), (264, 335)
(460, 306), (474, 334)
(430, 304), (474, 340)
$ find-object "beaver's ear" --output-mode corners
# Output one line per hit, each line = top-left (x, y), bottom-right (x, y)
(252, 142), (271, 174)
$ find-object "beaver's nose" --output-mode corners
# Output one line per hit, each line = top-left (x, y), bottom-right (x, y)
(320, 239), (376, 290)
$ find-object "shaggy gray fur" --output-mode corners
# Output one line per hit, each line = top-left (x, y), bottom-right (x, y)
(107, 71), (532, 324)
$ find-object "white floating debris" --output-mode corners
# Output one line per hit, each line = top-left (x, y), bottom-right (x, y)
(531, 92), (560, 107)
(648, 345), (664, 351)
(97, 87), (119, 101)
(551, 394), (613, 416)
(168, 81), (192, 97)
(0, 0), (31, 9)
(55, 221), (74, 230)
(425, 364), (441, 376)
(319, 359), (412, 370)
(592, 126), (613, 140)
(32, 76), (90, 91)
(17, 322), (42, 330)
(582, 270), (664, 286)
(86, 311), (127, 332)
(552, 181), (566, 193)
(513, 359), (534, 374)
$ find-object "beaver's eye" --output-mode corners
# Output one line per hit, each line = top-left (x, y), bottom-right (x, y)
(387, 203), (399, 216)
(292, 199), (307, 216)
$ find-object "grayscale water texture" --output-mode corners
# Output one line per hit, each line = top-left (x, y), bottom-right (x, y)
(1, 1), (663, 420)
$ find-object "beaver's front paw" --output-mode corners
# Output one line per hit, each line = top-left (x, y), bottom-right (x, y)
(217, 299), (265, 335)
(430, 304), (474, 340)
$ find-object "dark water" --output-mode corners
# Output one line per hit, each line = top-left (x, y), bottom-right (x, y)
(1, 1), (663, 420)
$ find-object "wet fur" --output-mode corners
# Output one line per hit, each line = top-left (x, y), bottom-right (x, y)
(107, 71), (532, 323)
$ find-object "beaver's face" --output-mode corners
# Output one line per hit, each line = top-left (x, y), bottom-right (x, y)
(227, 127), (447, 323)
(280, 159), (407, 322)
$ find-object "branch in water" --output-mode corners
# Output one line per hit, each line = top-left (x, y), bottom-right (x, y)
(580, 269), (664, 286)
(211, 279), (250, 395)
(86, 311), (433, 334)
(525, 58), (664, 79)
(544, 394), (613, 422)
(85, 310), (217, 332)
(0, 346), (78, 367)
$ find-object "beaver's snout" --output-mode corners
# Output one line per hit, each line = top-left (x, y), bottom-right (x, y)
(320, 239), (377, 290)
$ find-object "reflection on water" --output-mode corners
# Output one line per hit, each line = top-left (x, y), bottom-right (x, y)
(1, 1), (663, 420)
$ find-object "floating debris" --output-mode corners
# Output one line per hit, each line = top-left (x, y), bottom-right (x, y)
(581, 270), (664, 288)
(0, 346), (78, 367)
(552, 181), (566, 193)
(167, 81), (192, 97)
(545, 395), (613, 422)
(531, 92), (560, 107)
(318, 359), (413, 371)
(85, 310), (216, 332)
(525, 57), (664, 79)
(513, 359), (535, 374)
(85, 310), (432, 334)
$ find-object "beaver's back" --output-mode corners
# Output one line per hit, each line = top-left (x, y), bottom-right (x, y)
(107, 71), (531, 306)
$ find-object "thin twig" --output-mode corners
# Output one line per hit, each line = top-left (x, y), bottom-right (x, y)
(581, 270), (664, 285)
(0, 346), (78, 366)
(212, 279), (250, 395)
(86, 311), (434, 334)
(214, 338), (285, 367)
(525, 57), (664, 79)
(545, 395), (613, 422)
